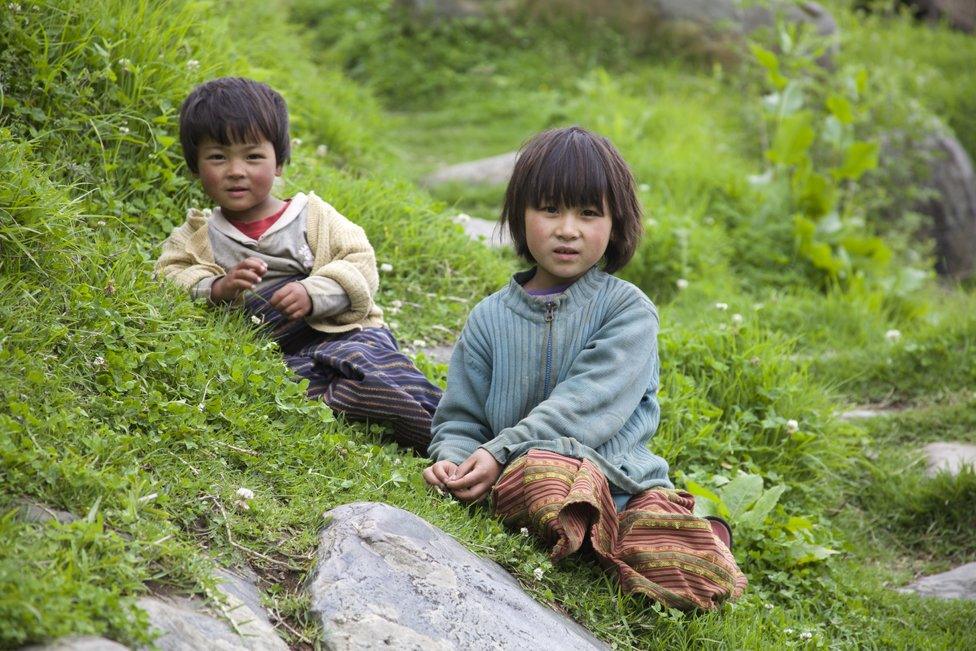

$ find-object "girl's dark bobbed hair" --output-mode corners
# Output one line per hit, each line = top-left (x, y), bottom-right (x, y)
(500, 126), (643, 273)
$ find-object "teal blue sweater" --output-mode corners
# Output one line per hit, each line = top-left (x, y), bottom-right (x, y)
(429, 266), (672, 498)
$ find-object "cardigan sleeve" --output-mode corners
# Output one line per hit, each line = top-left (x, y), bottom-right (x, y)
(481, 299), (659, 465)
(428, 324), (494, 464)
(300, 200), (379, 326)
(153, 211), (225, 296)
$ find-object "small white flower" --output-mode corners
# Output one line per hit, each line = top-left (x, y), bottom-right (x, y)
(92, 355), (107, 369)
(412, 339), (427, 348)
(885, 329), (901, 343)
(675, 278), (689, 290)
(639, 183), (650, 193)
(764, 603), (774, 610)
(731, 313), (744, 326)
(235, 487), (254, 500)
(96, 220), (106, 226)
(520, 527), (529, 536)
(250, 315), (263, 325)
(800, 631), (813, 640)
(291, 137), (303, 147)
(393, 458), (401, 465)
(8, 3), (21, 11)
(391, 300), (403, 309)
(784, 628), (794, 635)
(454, 212), (472, 223)
(118, 58), (131, 68)
(315, 144), (328, 157)
(380, 263), (394, 273)
(715, 302), (728, 311)
(786, 419), (799, 434)
(186, 59), (200, 70)
(197, 403), (205, 412)
(532, 567), (545, 581)
(119, 126), (130, 134)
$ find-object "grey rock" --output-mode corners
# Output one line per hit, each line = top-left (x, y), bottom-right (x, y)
(23, 636), (130, 650)
(923, 441), (976, 477)
(454, 213), (510, 248)
(423, 151), (518, 187)
(838, 406), (901, 420)
(15, 498), (79, 525)
(917, 132), (976, 279)
(901, 562), (976, 600)
(138, 569), (287, 651)
(419, 344), (455, 365)
(906, 0), (976, 33)
(307, 502), (608, 651)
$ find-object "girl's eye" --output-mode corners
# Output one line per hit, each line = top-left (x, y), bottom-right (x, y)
(542, 206), (558, 214)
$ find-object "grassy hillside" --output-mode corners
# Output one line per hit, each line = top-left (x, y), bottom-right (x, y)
(3, 0), (975, 648)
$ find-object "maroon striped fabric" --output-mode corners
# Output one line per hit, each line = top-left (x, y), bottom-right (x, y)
(492, 450), (747, 611)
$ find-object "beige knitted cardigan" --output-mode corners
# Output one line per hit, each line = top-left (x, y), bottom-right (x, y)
(154, 192), (385, 333)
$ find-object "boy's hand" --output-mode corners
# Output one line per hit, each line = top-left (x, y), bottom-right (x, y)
(211, 257), (267, 302)
(423, 460), (459, 490)
(270, 282), (312, 320)
(445, 449), (502, 503)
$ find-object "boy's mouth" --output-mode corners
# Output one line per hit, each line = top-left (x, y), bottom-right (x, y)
(553, 246), (579, 255)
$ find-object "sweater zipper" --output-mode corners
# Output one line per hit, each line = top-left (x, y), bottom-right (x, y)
(543, 301), (557, 398)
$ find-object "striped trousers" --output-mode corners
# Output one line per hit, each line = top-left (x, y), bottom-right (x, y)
(492, 450), (747, 611)
(243, 277), (441, 453)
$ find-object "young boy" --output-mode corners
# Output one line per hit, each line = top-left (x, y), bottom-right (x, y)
(155, 77), (441, 452)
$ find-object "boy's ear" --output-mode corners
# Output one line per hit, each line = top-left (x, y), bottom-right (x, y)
(275, 163), (283, 176)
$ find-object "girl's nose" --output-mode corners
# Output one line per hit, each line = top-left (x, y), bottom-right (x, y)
(554, 213), (580, 238)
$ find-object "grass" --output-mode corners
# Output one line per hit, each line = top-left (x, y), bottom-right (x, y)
(3, 0), (976, 648)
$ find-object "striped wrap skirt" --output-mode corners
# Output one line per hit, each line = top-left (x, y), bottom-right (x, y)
(492, 449), (748, 611)
(242, 276), (442, 453)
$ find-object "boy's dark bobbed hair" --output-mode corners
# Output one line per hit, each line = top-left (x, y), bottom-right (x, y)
(179, 77), (290, 173)
(500, 126), (644, 274)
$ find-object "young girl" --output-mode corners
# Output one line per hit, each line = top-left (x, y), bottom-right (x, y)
(423, 126), (746, 611)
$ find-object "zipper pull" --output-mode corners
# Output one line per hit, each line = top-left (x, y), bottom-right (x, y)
(544, 301), (556, 323)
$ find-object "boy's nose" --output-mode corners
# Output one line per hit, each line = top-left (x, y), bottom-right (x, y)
(554, 214), (580, 238)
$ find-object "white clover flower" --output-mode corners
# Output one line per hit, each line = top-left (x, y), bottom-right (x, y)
(393, 458), (401, 465)
(96, 220), (106, 227)
(118, 58), (131, 68)
(532, 567), (545, 581)
(119, 126), (130, 134)
(885, 329), (901, 343)
(675, 278), (689, 290)
(520, 527), (529, 536)
(315, 144), (328, 157)
(380, 263), (394, 273)
(235, 487), (254, 500)
(250, 315), (263, 325)
(800, 631), (813, 640)
(186, 59), (200, 70)
(764, 603), (774, 610)
(715, 302), (728, 311)
(197, 402), (205, 412)
(412, 339), (427, 348)
(454, 212), (472, 223)
(92, 355), (107, 369)
(291, 137), (303, 147)
(784, 628), (794, 635)
(786, 419), (799, 434)
(731, 313), (744, 326)
(8, 3), (21, 11)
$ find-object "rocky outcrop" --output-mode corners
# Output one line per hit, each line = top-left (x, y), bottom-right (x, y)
(923, 441), (976, 477)
(23, 637), (129, 651)
(306, 502), (607, 650)
(916, 133), (976, 279)
(422, 152), (518, 187)
(901, 562), (976, 600)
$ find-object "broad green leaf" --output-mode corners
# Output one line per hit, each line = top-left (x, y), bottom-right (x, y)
(737, 484), (787, 530)
(720, 474), (764, 519)
(767, 112), (815, 166)
(792, 167), (837, 218)
(825, 94), (853, 124)
(684, 480), (730, 519)
(831, 141), (879, 181)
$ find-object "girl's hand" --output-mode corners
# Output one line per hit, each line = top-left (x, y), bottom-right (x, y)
(445, 448), (502, 503)
(270, 282), (312, 320)
(423, 460), (459, 489)
(211, 257), (267, 302)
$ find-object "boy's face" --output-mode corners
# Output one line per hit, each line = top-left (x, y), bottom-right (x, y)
(195, 137), (282, 221)
(522, 201), (612, 291)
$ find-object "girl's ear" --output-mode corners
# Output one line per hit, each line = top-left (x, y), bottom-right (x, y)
(275, 164), (283, 176)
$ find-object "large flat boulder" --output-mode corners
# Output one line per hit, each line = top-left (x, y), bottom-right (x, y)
(23, 637), (129, 650)
(306, 502), (607, 650)
(923, 441), (976, 477)
(422, 152), (518, 187)
(901, 562), (976, 600)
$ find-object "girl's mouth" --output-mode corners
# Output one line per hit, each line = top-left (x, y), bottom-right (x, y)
(553, 248), (579, 261)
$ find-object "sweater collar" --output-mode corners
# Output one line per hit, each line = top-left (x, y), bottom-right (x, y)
(502, 265), (607, 320)
(209, 192), (308, 244)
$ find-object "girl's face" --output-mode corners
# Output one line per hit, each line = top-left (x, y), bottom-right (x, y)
(522, 200), (612, 291)
(196, 137), (282, 221)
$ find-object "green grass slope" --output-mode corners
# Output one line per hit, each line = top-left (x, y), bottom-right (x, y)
(2, 0), (976, 649)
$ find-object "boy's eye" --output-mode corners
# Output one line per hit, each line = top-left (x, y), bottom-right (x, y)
(542, 205), (558, 214)
(582, 208), (602, 217)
